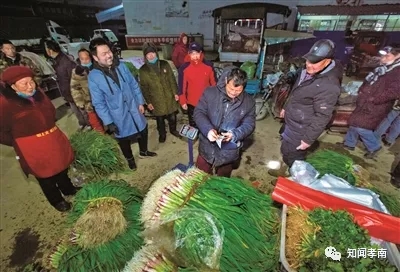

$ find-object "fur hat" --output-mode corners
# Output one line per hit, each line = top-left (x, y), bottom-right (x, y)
(1, 66), (34, 85)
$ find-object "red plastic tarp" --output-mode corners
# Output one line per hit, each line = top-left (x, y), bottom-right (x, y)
(272, 177), (400, 244)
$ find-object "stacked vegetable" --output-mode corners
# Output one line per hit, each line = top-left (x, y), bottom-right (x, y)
(286, 207), (397, 272)
(306, 150), (356, 185)
(140, 168), (281, 271)
(306, 150), (400, 216)
(123, 244), (196, 272)
(46, 180), (144, 271)
(69, 130), (127, 181)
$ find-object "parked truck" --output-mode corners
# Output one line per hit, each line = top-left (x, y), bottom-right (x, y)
(1, 16), (89, 60)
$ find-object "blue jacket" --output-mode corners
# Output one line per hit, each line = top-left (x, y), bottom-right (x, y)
(88, 62), (147, 138)
(194, 67), (256, 167)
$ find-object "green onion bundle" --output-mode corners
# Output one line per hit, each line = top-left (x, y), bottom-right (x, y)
(123, 245), (178, 272)
(47, 180), (144, 272)
(69, 130), (127, 180)
(306, 150), (356, 185)
(297, 208), (397, 272)
(141, 168), (281, 272)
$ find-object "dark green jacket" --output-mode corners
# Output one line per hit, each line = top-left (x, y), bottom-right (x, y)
(139, 59), (178, 117)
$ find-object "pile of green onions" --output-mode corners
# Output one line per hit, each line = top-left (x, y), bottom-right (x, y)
(141, 168), (281, 271)
(69, 130), (128, 180)
(47, 180), (144, 271)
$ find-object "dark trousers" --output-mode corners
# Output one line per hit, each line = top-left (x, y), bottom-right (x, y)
(36, 168), (76, 206)
(281, 139), (307, 168)
(196, 155), (233, 178)
(187, 104), (197, 128)
(117, 126), (148, 159)
(156, 113), (177, 137)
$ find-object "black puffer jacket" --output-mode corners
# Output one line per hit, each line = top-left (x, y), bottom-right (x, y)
(194, 67), (256, 167)
(283, 60), (343, 145)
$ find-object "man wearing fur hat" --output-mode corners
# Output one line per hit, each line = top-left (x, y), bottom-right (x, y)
(139, 42), (181, 143)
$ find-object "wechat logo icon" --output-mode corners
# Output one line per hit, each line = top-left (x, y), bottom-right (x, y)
(325, 246), (342, 261)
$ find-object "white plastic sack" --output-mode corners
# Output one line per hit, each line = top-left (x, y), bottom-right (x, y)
(290, 160), (390, 214)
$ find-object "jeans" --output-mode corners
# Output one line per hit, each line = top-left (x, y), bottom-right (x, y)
(345, 126), (381, 152)
(374, 110), (400, 144)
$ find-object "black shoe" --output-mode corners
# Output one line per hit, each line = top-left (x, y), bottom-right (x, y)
(336, 142), (355, 151)
(170, 131), (182, 138)
(139, 151), (157, 158)
(54, 200), (71, 212)
(159, 134), (166, 143)
(127, 158), (137, 170)
(364, 147), (382, 159)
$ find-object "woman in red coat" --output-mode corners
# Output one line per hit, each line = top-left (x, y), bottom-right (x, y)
(172, 33), (188, 69)
(0, 66), (78, 212)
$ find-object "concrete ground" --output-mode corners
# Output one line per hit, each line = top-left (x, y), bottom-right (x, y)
(0, 51), (399, 272)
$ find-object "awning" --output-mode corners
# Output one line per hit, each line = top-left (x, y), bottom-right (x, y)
(213, 2), (291, 20)
(264, 29), (315, 45)
(95, 4), (124, 24)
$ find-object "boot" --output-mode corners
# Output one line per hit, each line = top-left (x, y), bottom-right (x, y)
(268, 165), (289, 178)
(126, 157), (137, 170)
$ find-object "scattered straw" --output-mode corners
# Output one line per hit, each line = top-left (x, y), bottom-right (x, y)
(285, 207), (313, 269)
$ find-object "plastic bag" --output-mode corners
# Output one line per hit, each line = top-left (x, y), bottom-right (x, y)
(240, 61), (256, 80)
(272, 177), (400, 244)
(342, 81), (363, 95)
(160, 208), (225, 270)
(289, 160), (319, 186)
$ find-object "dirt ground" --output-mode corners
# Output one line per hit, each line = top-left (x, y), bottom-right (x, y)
(0, 51), (399, 272)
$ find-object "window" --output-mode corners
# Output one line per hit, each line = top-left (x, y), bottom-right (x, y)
(298, 20), (310, 32)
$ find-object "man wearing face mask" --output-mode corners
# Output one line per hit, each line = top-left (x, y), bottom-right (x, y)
(338, 45), (400, 159)
(0, 66), (78, 212)
(179, 42), (216, 128)
(88, 38), (157, 171)
(70, 48), (104, 132)
(270, 39), (343, 177)
(139, 42), (181, 143)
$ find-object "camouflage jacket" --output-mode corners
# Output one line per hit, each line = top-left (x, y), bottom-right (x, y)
(70, 67), (93, 112)
(0, 53), (42, 85)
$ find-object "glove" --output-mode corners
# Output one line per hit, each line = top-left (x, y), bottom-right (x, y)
(107, 123), (119, 135)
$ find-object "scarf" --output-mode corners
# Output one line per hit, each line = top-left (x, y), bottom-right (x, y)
(365, 58), (400, 85)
